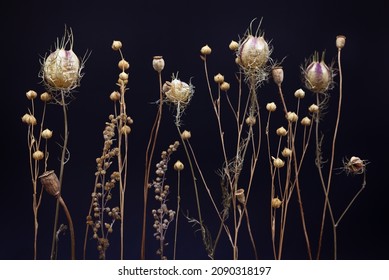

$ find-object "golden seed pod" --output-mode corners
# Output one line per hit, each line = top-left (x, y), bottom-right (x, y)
(271, 197), (282, 208)
(118, 59), (130, 70)
(245, 116), (256, 126)
(220, 81), (230, 91)
(308, 104), (319, 113)
(43, 48), (80, 90)
(336, 35), (346, 49)
(229, 40), (239, 51)
(235, 188), (246, 205)
(200, 45), (212, 55)
(266, 102), (277, 112)
(276, 126), (287, 136)
(286, 111), (298, 122)
(40, 92), (52, 102)
(272, 66), (284, 86)
(214, 73), (224, 84)
(272, 157), (285, 168)
(152, 56), (165, 73)
(294, 88), (305, 99)
(238, 35), (270, 70)
(26, 90), (37, 100)
(41, 129), (53, 139)
(301, 117), (311, 126)
(112, 40), (122, 51)
(281, 147), (292, 157)
(181, 130), (192, 140)
(119, 71), (129, 81)
(32, 150), (44, 161)
(174, 160), (184, 171)
(21, 113), (37, 126)
(120, 125), (131, 135)
(39, 170), (60, 197)
(110, 91), (121, 101)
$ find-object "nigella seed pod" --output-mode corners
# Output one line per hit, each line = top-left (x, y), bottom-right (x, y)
(238, 34), (270, 70)
(303, 51), (333, 94)
(39, 170), (60, 197)
(163, 78), (193, 105)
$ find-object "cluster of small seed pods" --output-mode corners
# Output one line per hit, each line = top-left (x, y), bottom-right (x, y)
(151, 141), (180, 259)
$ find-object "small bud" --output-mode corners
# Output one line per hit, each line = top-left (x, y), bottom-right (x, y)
(235, 188), (246, 205)
(336, 35), (346, 49)
(41, 129), (53, 139)
(220, 81), (230, 91)
(181, 130), (191, 140)
(33, 150), (44, 161)
(272, 67), (284, 85)
(308, 104), (319, 113)
(294, 88), (305, 99)
(118, 59), (130, 70)
(286, 112), (298, 122)
(152, 56), (165, 73)
(39, 170), (60, 197)
(119, 71), (128, 81)
(21, 114), (37, 126)
(112, 40), (122, 51)
(301, 117), (311, 126)
(110, 91), (121, 101)
(229, 40), (239, 51)
(272, 157), (285, 168)
(276, 126), (287, 136)
(214, 73), (224, 84)
(40, 92), (52, 102)
(281, 147), (292, 157)
(271, 197), (282, 208)
(266, 102), (277, 112)
(245, 116), (256, 126)
(200, 45), (212, 55)
(174, 160), (184, 171)
(26, 90), (37, 100)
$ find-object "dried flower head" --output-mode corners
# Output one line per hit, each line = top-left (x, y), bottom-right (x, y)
(245, 116), (256, 126)
(276, 126), (287, 136)
(301, 117), (311, 126)
(220, 81), (230, 91)
(112, 40), (122, 51)
(21, 113), (37, 126)
(200, 45), (212, 55)
(308, 104), (319, 113)
(41, 129), (53, 139)
(294, 88), (305, 99)
(40, 92), (52, 102)
(163, 75), (194, 106)
(214, 73), (225, 84)
(302, 51), (334, 94)
(41, 27), (84, 93)
(286, 112), (298, 122)
(173, 160), (184, 171)
(181, 130), (192, 140)
(26, 90), (37, 100)
(336, 35), (346, 49)
(229, 40), (239, 51)
(272, 157), (285, 168)
(266, 102), (277, 112)
(281, 147), (292, 157)
(118, 59), (130, 70)
(32, 150), (44, 161)
(342, 156), (368, 175)
(271, 197), (282, 208)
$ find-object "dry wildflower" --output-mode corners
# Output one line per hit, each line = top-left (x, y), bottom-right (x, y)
(266, 102), (277, 112)
(41, 129), (53, 139)
(301, 117), (311, 126)
(118, 59), (130, 70)
(342, 156), (368, 175)
(26, 90), (37, 100)
(173, 160), (184, 171)
(294, 88), (305, 99)
(21, 113), (37, 126)
(309, 104), (319, 113)
(286, 112), (298, 122)
(281, 147), (292, 157)
(152, 56), (165, 73)
(120, 125), (131, 135)
(272, 157), (285, 168)
(336, 35), (346, 49)
(220, 81), (230, 91)
(163, 76), (194, 106)
(181, 130), (191, 140)
(40, 92), (51, 102)
(271, 197), (282, 208)
(214, 73), (224, 84)
(110, 91), (120, 101)
(246, 116), (256, 126)
(276, 126), (287, 136)
(229, 40), (239, 51)
(32, 150), (44, 161)
(200, 45), (212, 55)
(112, 40), (122, 51)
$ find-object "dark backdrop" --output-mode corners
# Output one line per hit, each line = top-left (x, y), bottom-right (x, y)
(2, 0), (388, 260)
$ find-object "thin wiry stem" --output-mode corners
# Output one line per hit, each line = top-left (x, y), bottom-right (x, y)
(173, 169), (181, 260)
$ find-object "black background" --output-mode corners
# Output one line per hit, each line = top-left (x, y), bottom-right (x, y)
(2, 0), (388, 260)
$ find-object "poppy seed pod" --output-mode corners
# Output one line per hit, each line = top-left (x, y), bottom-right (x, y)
(272, 66), (284, 86)
(152, 56), (165, 73)
(39, 170), (60, 197)
(303, 51), (333, 93)
(235, 188), (246, 205)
